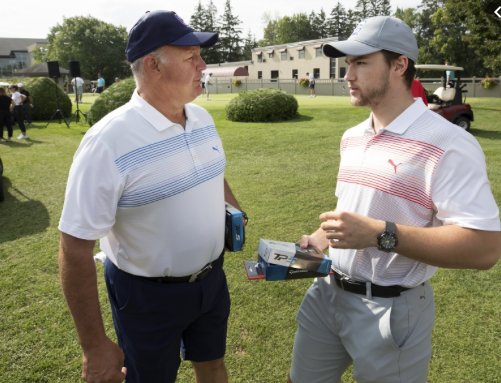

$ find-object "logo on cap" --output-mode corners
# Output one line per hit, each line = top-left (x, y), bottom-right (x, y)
(174, 13), (188, 28)
(351, 19), (367, 36)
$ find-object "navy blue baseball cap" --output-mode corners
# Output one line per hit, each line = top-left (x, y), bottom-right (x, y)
(126, 10), (219, 63)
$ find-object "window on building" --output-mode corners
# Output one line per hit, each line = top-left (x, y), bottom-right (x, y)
(292, 70), (298, 79)
(330, 58), (336, 79)
(316, 48), (322, 57)
(258, 56), (262, 63)
(339, 67), (346, 81)
(271, 70), (279, 79)
(281, 52), (287, 61)
(313, 68), (320, 79)
(269, 52), (274, 58)
(258, 71), (262, 79)
(299, 50), (305, 59)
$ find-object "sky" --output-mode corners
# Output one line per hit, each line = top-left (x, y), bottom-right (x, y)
(2, 0), (423, 40)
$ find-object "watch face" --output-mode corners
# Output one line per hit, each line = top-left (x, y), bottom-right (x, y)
(381, 235), (396, 249)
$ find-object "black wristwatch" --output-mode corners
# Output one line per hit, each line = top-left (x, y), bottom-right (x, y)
(241, 210), (248, 225)
(377, 221), (398, 253)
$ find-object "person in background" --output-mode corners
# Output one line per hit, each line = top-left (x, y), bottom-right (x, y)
(205, 72), (213, 100)
(9, 85), (27, 139)
(97, 74), (105, 93)
(18, 83), (33, 125)
(0, 87), (15, 142)
(201, 72), (206, 96)
(445, 62), (455, 88)
(71, 76), (85, 102)
(307, 72), (316, 97)
(411, 78), (428, 106)
(115, 77), (121, 83)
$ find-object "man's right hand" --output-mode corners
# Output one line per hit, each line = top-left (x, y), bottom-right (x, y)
(82, 337), (127, 383)
(296, 232), (328, 254)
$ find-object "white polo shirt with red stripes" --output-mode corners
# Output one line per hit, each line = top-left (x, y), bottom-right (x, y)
(332, 98), (500, 288)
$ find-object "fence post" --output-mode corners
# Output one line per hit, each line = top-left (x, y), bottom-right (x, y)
(230, 78), (233, 94)
(331, 77), (334, 96)
(245, 78), (247, 91)
(472, 76), (476, 98)
(295, 79), (297, 94)
(215, 77), (218, 94)
(261, 78), (263, 89)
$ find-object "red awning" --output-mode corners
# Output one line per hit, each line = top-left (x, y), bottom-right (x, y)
(205, 66), (249, 77)
(278, 48), (287, 53)
(295, 46), (305, 51)
(266, 50), (274, 54)
(313, 44), (323, 48)
(256, 51), (263, 55)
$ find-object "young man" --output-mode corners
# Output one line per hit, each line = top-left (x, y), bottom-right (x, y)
(201, 72), (206, 96)
(205, 72), (213, 100)
(307, 72), (316, 97)
(58, 10), (245, 383)
(445, 62), (455, 88)
(288, 16), (500, 383)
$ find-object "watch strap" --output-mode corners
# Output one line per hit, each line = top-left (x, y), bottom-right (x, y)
(386, 221), (396, 234)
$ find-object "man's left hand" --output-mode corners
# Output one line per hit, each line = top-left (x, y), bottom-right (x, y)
(319, 210), (385, 250)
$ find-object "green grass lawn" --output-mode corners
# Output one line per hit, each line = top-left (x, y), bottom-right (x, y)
(1, 93), (500, 382)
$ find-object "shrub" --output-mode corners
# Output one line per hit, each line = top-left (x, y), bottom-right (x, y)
(225, 88), (298, 122)
(87, 77), (136, 126)
(233, 79), (242, 87)
(299, 78), (310, 87)
(480, 77), (497, 89)
(5, 77), (72, 120)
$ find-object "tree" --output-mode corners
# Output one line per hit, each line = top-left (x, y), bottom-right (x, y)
(311, 8), (329, 39)
(44, 16), (129, 85)
(241, 30), (258, 60)
(218, 0), (243, 62)
(200, 0), (221, 64)
(446, 0), (501, 75)
(344, 9), (360, 37)
(394, 7), (419, 30)
(190, 1), (205, 32)
(329, 2), (347, 38)
(355, 0), (371, 19)
(275, 13), (315, 44)
(368, 0), (392, 16)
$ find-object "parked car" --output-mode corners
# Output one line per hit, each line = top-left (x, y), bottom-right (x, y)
(416, 64), (474, 131)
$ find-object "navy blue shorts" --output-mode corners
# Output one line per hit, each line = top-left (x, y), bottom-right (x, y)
(104, 253), (230, 383)
(97, 86), (104, 93)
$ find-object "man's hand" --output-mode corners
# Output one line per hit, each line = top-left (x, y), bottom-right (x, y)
(82, 337), (126, 383)
(319, 210), (384, 250)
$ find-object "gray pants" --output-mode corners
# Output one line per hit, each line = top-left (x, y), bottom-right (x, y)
(290, 276), (435, 383)
(22, 103), (31, 124)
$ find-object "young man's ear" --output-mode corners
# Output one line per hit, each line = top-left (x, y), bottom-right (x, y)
(393, 55), (409, 78)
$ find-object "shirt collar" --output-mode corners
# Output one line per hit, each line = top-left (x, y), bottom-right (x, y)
(129, 89), (199, 132)
(364, 98), (429, 136)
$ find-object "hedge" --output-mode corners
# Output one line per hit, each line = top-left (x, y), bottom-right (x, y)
(87, 77), (136, 126)
(4, 77), (72, 120)
(225, 88), (298, 122)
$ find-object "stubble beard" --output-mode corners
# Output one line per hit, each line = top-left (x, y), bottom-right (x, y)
(350, 68), (391, 108)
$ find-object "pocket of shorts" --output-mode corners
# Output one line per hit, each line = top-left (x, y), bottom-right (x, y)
(114, 269), (133, 311)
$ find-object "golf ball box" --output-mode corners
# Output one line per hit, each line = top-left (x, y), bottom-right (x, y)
(244, 256), (333, 281)
(257, 239), (332, 274)
(225, 203), (245, 252)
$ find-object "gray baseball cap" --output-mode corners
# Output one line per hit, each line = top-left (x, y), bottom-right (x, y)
(323, 16), (418, 63)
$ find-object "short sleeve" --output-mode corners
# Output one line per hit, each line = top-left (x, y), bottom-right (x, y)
(58, 134), (124, 240)
(432, 132), (500, 231)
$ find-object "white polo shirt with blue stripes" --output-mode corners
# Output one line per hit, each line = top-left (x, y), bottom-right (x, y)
(59, 90), (226, 277)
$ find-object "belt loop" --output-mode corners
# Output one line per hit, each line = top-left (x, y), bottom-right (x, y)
(366, 282), (372, 300)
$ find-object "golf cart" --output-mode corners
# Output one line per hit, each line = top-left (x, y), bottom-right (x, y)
(415, 65), (473, 131)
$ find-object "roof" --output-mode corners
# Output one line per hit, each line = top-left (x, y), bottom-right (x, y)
(0, 37), (48, 57)
(252, 36), (341, 53)
(415, 64), (464, 71)
(15, 62), (70, 75)
(206, 60), (252, 68)
(204, 66), (249, 77)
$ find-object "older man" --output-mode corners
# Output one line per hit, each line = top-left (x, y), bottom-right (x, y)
(58, 10), (245, 383)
